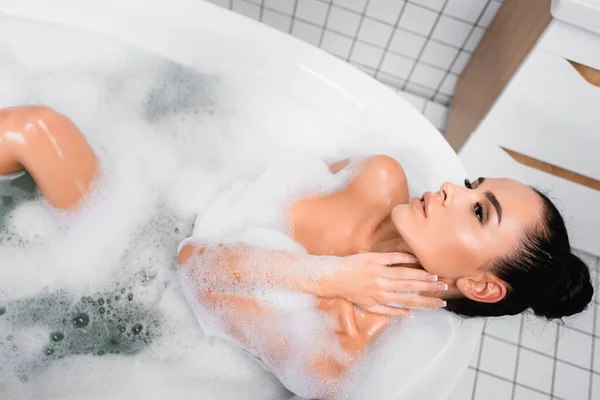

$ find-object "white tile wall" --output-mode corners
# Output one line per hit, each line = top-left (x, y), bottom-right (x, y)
(451, 255), (600, 400)
(209, 0), (504, 112)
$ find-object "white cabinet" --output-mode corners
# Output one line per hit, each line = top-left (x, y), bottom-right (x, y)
(458, 1), (600, 256)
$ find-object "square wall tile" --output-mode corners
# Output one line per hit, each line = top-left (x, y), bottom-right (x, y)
(350, 42), (384, 69)
(410, 62), (445, 89)
(379, 52), (414, 79)
(484, 315), (522, 344)
(351, 62), (375, 75)
(451, 50), (471, 74)
(593, 337), (600, 373)
(440, 74), (458, 95)
(377, 73), (406, 88)
(465, 26), (485, 52)
(358, 18), (394, 46)
(398, 90), (426, 111)
(449, 367), (475, 400)
(398, 3), (439, 36)
(389, 29), (427, 58)
(444, 0), (488, 24)
(479, 0), (502, 28)
(469, 335), (483, 367)
(556, 327), (593, 368)
(365, 0), (406, 24)
(261, 9), (292, 32)
(321, 31), (353, 58)
(410, 0), (446, 11)
(423, 101), (448, 130)
(327, 6), (361, 36)
(334, 0), (367, 13)
(553, 361), (591, 400)
(592, 374), (600, 400)
(565, 301), (595, 333)
(520, 318), (558, 355)
(206, 0), (229, 8)
(405, 82), (435, 98)
(513, 386), (551, 400)
(264, 0), (295, 15)
(232, 0), (260, 19)
(516, 348), (553, 393)
(291, 20), (322, 47)
(479, 336), (518, 380)
(431, 15), (472, 47)
(473, 373), (513, 400)
(420, 40), (458, 70)
(434, 93), (451, 105)
(296, 0), (329, 25)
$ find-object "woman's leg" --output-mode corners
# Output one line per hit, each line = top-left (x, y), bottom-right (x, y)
(0, 106), (99, 209)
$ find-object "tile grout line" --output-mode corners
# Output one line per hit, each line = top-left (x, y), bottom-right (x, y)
(400, 0), (449, 92)
(372, 0), (409, 81)
(258, 0), (265, 21)
(317, 0), (335, 48)
(344, 0), (372, 63)
(234, 0), (463, 80)
(467, 366), (569, 400)
(288, 0), (300, 34)
(430, 0), (491, 102)
(510, 314), (525, 400)
(310, 0), (495, 31)
(233, 0), (477, 54)
(470, 319), (487, 400)
(550, 322), (561, 399)
(483, 331), (600, 376)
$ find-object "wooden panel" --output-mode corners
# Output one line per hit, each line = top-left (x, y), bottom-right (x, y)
(501, 147), (600, 191)
(568, 60), (600, 87)
(445, 0), (552, 152)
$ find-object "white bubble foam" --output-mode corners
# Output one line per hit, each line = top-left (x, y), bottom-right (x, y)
(0, 12), (462, 400)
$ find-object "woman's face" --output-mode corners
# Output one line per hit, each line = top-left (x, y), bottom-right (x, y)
(391, 177), (543, 279)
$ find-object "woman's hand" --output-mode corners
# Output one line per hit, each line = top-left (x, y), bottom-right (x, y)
(323, 252), (448, 317)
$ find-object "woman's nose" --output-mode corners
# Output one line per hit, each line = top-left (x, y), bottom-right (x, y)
(440, 182), (462, 205)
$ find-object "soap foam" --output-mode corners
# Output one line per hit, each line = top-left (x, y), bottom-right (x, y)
(0, 13), (454, 400)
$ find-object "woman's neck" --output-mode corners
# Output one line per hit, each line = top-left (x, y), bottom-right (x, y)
(370, 216), (462, 301)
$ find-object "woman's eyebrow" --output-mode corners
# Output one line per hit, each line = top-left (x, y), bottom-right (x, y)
(484, 191), (503, 223)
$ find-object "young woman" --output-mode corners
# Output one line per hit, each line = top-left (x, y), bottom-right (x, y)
(1, 105), (593, 397)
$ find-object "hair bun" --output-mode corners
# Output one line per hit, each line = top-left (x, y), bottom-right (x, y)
(531, 253), (594, 320)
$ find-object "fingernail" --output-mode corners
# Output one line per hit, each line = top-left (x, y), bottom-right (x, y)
(407, 255), (418, 262)
(426, 274), (438, 281)
(437, 300), (447, 308)
(436, 283), (448, 291)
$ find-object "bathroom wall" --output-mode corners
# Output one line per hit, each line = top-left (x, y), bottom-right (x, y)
(204, 2), (600, 400)
(450, 253), (600, 400)
(205, 0), (503, 133)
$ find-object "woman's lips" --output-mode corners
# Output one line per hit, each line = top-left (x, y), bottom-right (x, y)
(411, 196), (426, 217)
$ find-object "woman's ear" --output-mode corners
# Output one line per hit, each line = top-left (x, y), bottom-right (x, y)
(456, 275), (507, 304)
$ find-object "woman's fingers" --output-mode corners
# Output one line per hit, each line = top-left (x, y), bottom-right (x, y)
(381, 278), (448, 294)
(365, 304), (411, 318)
(379, 266), (437, 282)
(375, 252), (418, 266)
(381, 292), (446, 309)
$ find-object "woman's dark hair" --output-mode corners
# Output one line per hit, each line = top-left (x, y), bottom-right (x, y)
(446, 189), (594, 320)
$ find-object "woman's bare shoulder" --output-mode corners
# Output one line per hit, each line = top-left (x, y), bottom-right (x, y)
(347, 155), (409, 206)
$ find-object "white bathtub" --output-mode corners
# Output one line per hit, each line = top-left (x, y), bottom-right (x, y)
(0, 0), (483, 399)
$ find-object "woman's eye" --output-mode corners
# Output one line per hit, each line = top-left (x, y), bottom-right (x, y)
(474, 202), (484, 222)
(464, 179), (472, 189)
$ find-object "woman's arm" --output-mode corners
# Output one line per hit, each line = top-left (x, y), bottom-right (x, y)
(178, 242), (446, 317)
(190, 286), (352, 399)
(0, 105), (99, 209)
